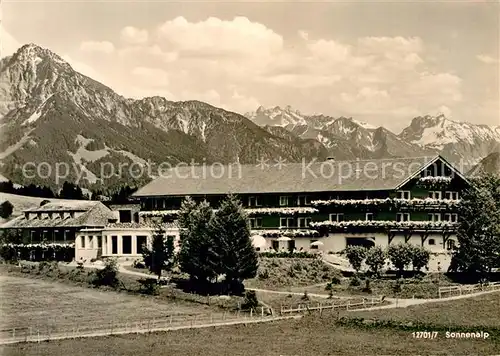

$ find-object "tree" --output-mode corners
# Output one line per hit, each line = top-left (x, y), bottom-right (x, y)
(0, 201), (13, 219)
(343, 245), (367, 272)
(451, 173), (500, 278)
(210, 195), (258, 293)
(177, 197), (219, 286)
(59, 182), (84, 200)
(409, 245), (430, 272)
(142, 225), (175, 281)
(387, 243), (413, 277)
(365, 246), (386, 277)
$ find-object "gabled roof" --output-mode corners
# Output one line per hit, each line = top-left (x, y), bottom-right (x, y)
(133, 155), (459, 197)
(1, 201), (115, 229)
(24, 201), (98, 212)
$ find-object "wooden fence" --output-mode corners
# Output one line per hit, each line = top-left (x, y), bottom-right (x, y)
(280, 297), (384, 315)
(0, 308), (286, 345)
(438, 282), (500, 299)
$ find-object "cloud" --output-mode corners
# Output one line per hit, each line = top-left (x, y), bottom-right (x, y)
(118, 45), (177, 63)
(56, 17), (474, 131)
(79, 41), (115, 54)
(120, 26), (149, 44)
(157, 16), (283, 57)
(131, 67), (169, 87)
(477, 54), (498, 64)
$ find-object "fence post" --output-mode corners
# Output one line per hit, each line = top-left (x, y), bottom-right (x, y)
(12, 328), (15, 341)
(261, 307), (264, 317)
(223, 311), (227, 320)
(37, 330), (40, 343)
(346, 301), (350, 311)
(250, 309), (253, 318)
(319, 302), (323, 316)
(210, 313), (213, 323)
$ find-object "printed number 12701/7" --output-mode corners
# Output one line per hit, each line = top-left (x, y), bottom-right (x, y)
(412, 331), (438, 339)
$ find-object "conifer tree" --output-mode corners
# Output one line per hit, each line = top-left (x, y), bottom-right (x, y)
(210, 195), (258, 293)
(142, 224), (175, 282)
(178, 197), (218, 286)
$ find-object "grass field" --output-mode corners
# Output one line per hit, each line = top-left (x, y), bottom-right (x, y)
(0, 274), (217, 333)
(345, 291), (500, 327)
(2, 314), (498, 356)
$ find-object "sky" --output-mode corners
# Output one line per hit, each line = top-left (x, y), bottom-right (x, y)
(1, 0), (499, 133)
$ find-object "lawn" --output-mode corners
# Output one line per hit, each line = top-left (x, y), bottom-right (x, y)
(0, 274), (216, 332)
(2, 315), (498, 356)
(345, 291), (500, 328)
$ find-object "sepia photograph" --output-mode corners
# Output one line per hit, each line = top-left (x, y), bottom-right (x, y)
(0, 0), (499, 355)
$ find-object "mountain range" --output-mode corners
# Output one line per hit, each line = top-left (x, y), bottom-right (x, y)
(245, 106), (500, 171)
(0, 43), (498, 190)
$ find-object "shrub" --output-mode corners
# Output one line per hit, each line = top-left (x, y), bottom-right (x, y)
(132, 260), (146, 269)
(387, 244), (413, 277)
(409, 245), (431, 272)
(365, 246), (386, 277)
(362, 278), (372, 294)
(92, 259), (120, 288)
(349, 275), (362, 287)
(258, 269), (269, 280)
(331, 275), (342, 285)
(241, 290), (259, 310)
(0, 201), (13, 219)
(342, 246), (367, 272)
(138, 278), (160, 295)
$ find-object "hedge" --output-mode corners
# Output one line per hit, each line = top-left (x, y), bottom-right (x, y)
(0, 243), (74, 262)
(259, 251), (317, 259)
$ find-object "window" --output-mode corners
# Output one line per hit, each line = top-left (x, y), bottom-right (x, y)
(365, 213), (374, 221)
(119, 210), (132, 223)
(81, 236), (86, 249)
(248, 196), (261, 207)
(445, 191), (459, 200)
(396, 191), (411, 200)
(444, 213), (458, 222)
(428, 239), (435, 245)
(279, 196), (289, 206)
(329, 213), (344, 222)
(298, 217), (312, 228)
(272, 240), (279, 251)
(249, 217), (263, 228)
(428, 213), (441, 222)
(122, 235), (132, 254)
(447, 239), (456, 250)
(97, 236), (102, 248)
(310, 240), (319, 250)
(428, 191), (442, 199)
(297, 195), (311, 206)
(396, 213), (410, 222)
(88, 236), (94, 249)
(280, 217), (295, 228)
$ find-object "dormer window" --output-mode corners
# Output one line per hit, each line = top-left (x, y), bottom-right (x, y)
(396, 191), (411, 200)
(24, 212), (29, 220)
